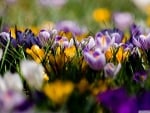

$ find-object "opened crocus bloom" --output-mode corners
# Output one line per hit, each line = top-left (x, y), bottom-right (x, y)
(83, 48), (106, 70)
(95, 29), (123, 52)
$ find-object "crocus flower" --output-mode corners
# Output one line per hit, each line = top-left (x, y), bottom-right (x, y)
(53, 36), (69, 48)
(86, 36), (96, 49)
(138, 34), (150, 49)
(38, 29), (51, 46)
(83, 48), (106, 70)
(0, 72), (23, 92)
(95, 29), (123, 52)
(104, 63), (121, 78)
(11, 29), (41, 49)
(26, 45), (45, 63)
(0, 32), (10, 46)
(97, 88), (138, 113)
(0, 90), (26, 113)
(3, 72), (23, 92)
(20, 60), (45, 89)
(116, 46), (130, 63)
(43, 80), (74, 104)
(113, 12), (134, 31)
(133, 70), (147, 83)
(137, 91), (150, 110)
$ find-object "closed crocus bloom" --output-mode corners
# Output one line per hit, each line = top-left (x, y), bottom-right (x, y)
(20, 60), (44, 89)
(38, 30), (51, 46)
(26, 45), (45, 63)
(3, 72), (23, 92)
(0, 32), (10, 41)
(104, 63), (121, 78)
(83, 48), (106, 70)
(116, 47), (130, 63)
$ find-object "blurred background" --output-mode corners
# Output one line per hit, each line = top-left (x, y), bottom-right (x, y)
(0, 0), (150, 32)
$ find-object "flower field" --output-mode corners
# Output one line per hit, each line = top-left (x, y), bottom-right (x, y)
(0, 0), (150, 113)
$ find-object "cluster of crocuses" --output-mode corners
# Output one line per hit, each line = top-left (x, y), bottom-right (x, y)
(0, 22), (150, 113)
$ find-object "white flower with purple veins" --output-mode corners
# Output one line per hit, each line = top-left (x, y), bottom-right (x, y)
(38, 0), (68, 8)
(20, 60), (44, 90)
(104, 63), (121, 78)
(0, 72), (23, 92)
(0, 32), (10, 41)
(55, 20), (87, 35)
(139, 34), (150, 49)
(38, 30), (51, 46)
(68, 38), (79, 47)
(95, 31), (115, 52)
(86, 36), (96, 49)
(54, 36), (69, 48)
(83, 48), (106, 70)
(0, 90), (25, 113)
(113, 12), (134, 31)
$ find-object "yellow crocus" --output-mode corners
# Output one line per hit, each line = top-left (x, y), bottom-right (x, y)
(105, 47), (113, 61)
(116, 47), (129, 63)
(26, 45), (45, 63)
(93, 8), (111, 23)
(64, 46), (76, 58)
(43, 80), (74, 104)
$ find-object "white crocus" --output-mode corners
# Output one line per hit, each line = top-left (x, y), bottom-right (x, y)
(0, 72), (23, 92)
(4, 72), (23, 92)
(20, 60), (44, 89)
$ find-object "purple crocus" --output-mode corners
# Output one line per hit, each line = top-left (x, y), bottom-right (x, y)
(113, 12), (134, 31)
(95, 29), (123, 52)
(83, 47), (106, 70)
(11, 29), (41, 49)
(97, 88), (138, 113)
(133, 70), (147, 83)
(38, 29), (51, 46)
(139, 34), (150, 49)
(137, 91), (150, 110)
(0, 90), (26, 113)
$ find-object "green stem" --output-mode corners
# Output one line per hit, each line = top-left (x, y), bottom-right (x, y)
(0, 38), (10, 72)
